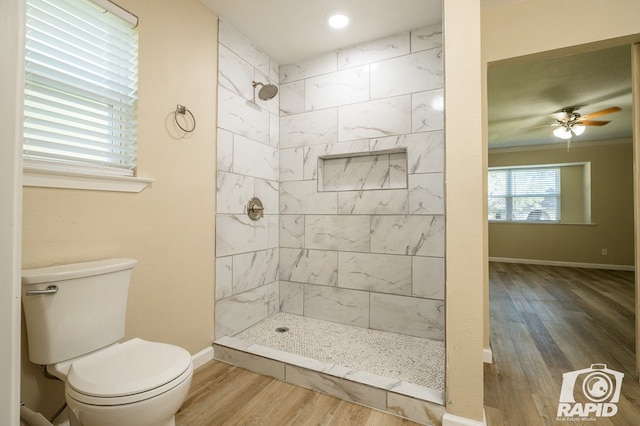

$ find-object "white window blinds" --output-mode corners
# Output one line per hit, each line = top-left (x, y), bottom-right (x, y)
(488, 166), (560, 221)
(24, 0), (138, 176)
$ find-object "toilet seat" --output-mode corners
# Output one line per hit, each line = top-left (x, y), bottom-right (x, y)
(65, 338), (193, 406)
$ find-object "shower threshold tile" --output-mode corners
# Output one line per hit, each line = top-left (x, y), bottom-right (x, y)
(215, 312), (444, 405)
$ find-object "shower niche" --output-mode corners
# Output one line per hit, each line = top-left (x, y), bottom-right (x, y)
(318, 149), (408, 192)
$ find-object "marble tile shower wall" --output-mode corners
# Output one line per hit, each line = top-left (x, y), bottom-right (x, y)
(215, 20), (281, 337)
(278, 24), (445, 340)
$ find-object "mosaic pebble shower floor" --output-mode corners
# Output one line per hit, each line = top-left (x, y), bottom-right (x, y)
(233, 312), (444, 391)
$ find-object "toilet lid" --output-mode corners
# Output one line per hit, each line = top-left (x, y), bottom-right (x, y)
(66, 338), (192, 398)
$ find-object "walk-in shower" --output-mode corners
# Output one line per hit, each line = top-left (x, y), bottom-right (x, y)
(214, 16), (445, 425)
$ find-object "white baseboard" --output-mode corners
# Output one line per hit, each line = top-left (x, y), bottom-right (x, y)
(192, 345), (214, 370)
(483, 347), (493, 364)
(489, 257), (635, 271)
(442, 410), (487, 426)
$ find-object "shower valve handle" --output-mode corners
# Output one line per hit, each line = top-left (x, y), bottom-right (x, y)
(247, 197), (264, 220)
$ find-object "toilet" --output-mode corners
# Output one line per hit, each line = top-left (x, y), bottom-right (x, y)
(21, 258), (193, 426)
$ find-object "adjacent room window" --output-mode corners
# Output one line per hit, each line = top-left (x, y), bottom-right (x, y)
(24, 0), (138, 177)
(488, 166), (561, 222)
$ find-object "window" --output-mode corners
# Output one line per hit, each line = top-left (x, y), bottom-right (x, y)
(24, 0), (138, 179)
(488, 166), (560, 222)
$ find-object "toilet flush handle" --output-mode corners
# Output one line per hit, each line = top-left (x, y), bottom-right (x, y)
(25, 285), (58, 296)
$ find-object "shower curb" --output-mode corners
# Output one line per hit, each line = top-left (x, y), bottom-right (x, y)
(213, 336), (445, 425)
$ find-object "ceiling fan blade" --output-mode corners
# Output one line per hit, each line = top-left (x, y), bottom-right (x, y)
(527, 123), (560, 130)
(579, 106), (621, 120)
(578, 120), (610, 126)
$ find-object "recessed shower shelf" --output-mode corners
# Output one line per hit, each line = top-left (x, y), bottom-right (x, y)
(318, 148), (408, 192)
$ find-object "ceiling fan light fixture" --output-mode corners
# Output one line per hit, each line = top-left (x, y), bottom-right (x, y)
(553, 126), (572, 140)
(572, 124), (586, 136)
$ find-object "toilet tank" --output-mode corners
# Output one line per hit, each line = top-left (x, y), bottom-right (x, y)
(22, 258), (137, 365)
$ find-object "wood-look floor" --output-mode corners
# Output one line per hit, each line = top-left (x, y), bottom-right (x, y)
(175, 360), (420, 426)
(484, 262), (640, 426)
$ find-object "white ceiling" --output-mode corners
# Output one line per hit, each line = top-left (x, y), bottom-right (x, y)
(199, 0), (442, 64)
(199, 0), (633, 149)
(488, 45), (632, 149)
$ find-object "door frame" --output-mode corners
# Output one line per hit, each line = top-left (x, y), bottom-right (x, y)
(0, 0), (25, 422)
(632, 43), (640, 377)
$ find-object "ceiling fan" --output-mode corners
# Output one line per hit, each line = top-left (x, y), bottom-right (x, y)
(547, 106), (621, 140)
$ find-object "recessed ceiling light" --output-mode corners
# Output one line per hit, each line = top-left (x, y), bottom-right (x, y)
(326, 10), (350, 29)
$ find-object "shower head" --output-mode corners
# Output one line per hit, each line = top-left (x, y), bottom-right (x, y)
(252, 81), (278, 101)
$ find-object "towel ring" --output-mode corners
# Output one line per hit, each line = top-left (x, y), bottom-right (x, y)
(174, 104), (196, 133)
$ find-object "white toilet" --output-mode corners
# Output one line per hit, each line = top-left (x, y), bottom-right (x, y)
(21, 258), (193, 426)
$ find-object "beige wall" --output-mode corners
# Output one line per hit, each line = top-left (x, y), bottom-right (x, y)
(444, 1), (485, 422)
(20, 0), (218, 417)
(483, 0), (640, 64)
(561, 164), (587, 224)
(489, 141), (634, 266)
(482, 0), (640, 368)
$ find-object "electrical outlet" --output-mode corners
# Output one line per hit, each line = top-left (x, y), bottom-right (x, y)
(601, 248), (608, 256)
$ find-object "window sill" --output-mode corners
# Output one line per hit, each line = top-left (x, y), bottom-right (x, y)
(23, 162), (153, 193)
(488, 220), (596, 226)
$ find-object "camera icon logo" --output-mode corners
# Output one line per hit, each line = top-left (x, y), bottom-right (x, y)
(557, 364), (624, 419)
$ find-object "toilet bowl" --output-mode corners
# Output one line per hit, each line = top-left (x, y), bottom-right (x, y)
(21, 259), (193, 426)
(55, 338), (193, 426)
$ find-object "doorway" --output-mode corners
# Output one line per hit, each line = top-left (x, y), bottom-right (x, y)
(486, 39), (638, 366)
